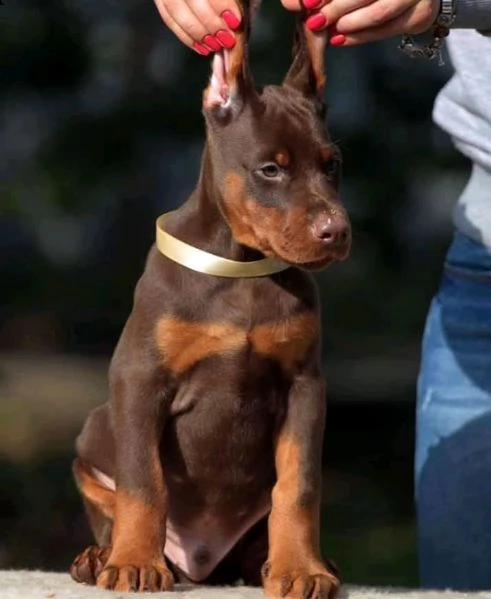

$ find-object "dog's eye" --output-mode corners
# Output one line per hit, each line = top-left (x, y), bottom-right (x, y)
(259, 163), (281, 178)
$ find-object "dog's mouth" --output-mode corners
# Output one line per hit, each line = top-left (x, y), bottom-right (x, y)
(298, 257), (335, 271)
(269, 243), (351, 272)
(293, 252), (348, 271)
(254, 217), (352, 272)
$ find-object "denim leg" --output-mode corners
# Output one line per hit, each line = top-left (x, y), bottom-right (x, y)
(416, 232), (491, 590)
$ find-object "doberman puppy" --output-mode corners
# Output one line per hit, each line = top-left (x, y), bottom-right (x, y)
(69, 4), (351, 597)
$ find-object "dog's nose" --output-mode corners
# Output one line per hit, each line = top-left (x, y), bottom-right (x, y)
(311, 214), (350, 246)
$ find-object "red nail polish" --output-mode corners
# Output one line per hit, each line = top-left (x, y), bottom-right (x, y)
(193, 42), (210, 56)
(203, 35), (221, 51)
(305, 13), (327, 31)
(221, 10), (242, 30)
(216, 29), (236, 49)
(303, 0), (322, 8)
(330, 34), (346, 45)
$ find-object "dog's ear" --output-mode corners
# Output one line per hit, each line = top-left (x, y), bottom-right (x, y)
(203, 3), (257, 123)
(282, 19), (327, 100)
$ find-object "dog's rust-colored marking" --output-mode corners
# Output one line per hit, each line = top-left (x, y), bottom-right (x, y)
(222, 170), (345, 268)
(155, 314), (318, 376)
(110, 442), (166, 562)
(266, 434), (319, 584)
(264, 432), (340, 598)
(222, 171), (281, 254)
(156, 318), (245, 375)
(109, 493), (164, 565)
(74, 458), (115, 519)
(95, 442), (174, 592)
(251, 313), (317, 374)
(275, 150), (290, 168)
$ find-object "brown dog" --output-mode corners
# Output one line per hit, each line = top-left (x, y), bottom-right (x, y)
(69, 4), (351, 597)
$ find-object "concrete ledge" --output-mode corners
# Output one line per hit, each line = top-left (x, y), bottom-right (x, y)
(3, 571), (491, 599)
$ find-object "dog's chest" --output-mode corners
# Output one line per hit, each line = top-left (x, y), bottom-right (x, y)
(155, 310), (317, 377)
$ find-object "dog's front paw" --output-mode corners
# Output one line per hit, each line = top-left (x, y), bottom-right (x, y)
(96, 561), (174, 592)
(262, 559), (340, 599)
(70, 545), (111, 585)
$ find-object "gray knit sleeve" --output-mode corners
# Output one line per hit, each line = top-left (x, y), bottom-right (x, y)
(452, 0), (491, 34)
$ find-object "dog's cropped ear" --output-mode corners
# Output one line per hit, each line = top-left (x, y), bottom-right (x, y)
(203, 4), (256, 123)
(283, 19), (327, 100)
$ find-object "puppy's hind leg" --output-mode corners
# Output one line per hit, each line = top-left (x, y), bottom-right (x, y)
(70, 458), (114, 585)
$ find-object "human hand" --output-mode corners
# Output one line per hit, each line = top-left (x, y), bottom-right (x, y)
(153, 0), (242, 55)
(280, 0), (439, 45)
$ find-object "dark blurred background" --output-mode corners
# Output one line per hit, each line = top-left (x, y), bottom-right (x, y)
(0, 0), (471, 586)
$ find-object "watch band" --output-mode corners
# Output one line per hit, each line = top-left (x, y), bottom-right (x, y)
(398, 0), (457, 61)
(438, 0), (458, 27)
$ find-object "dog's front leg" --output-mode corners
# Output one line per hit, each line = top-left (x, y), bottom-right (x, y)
(263, 359), (340, 599)
(96, 363), (174, 593)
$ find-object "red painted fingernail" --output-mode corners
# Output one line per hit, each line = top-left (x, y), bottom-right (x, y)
(221, 9), (242, 30)
(305, 13), (327, 31)
(330, 34), (346, 45)
(193, 42), (210, 56)
(303, 0), (322, 8)
(203, 35), (221, 51)
(216, 29), (236, 49)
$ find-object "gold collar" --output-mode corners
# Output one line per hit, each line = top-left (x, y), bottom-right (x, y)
(155, 212), (289, 278)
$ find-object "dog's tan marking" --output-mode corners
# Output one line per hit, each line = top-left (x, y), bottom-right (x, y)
(109, 492), (164, 565)
(156, 313), (317, 376)
(95, 482), (174, 591)
(74, 458), (115, 519)
(251, 313), (318, 374)
(275, 150), (290, 168)
(223, 170), (346, 267)
(222, 171), (281, 254)
(268, 433), (318, 551)
(156, 318), (245, 375)
(107, 440), (168, 568)
(264, 432), (340, 598)
(84, 465), (270, 582)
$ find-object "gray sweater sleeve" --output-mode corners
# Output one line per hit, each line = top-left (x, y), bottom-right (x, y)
(452, 0), (491, 33)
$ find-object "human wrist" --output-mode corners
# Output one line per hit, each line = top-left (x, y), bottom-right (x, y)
(398, 0), (457, 59)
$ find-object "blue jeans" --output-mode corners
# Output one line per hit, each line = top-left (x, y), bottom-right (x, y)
(416, 231), (491, 590)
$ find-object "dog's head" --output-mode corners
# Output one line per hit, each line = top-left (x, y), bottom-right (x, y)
(202, 9), (351, 271)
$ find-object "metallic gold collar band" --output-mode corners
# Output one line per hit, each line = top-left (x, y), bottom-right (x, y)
(155, 212), (289, 278)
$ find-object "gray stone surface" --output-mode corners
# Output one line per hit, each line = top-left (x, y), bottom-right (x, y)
(3, 572), (491, 599)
